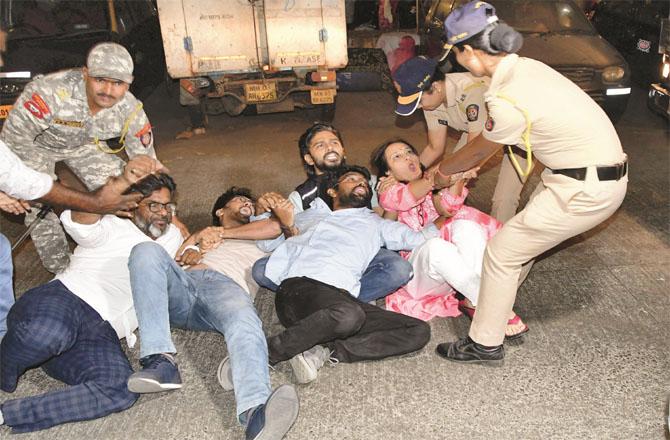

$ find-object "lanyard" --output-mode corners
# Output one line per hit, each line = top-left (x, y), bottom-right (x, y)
(495, 93), (533, 179)
(94, 102), (144, 154)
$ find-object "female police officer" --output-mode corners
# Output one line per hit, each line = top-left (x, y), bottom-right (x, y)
(434, 1), (628, 364)
(393, 55), (531, 223)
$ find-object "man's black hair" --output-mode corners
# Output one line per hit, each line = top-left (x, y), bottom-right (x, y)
(125, 173), (176, 197)
(298, 122), (344, 177)
(211, 186), (254, 226)
(317, 164), (372, 209)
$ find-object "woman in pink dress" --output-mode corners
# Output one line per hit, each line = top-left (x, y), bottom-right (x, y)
(372, 139), (528, 339)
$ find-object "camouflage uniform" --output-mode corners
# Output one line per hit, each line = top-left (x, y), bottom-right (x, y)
(0, 44), (156, 273)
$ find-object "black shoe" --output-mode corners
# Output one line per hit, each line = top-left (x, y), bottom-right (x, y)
(245, 384), (299, 440)
(435, 337), (504, 366)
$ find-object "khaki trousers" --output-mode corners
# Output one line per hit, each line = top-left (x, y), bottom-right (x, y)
(469, 167), (628, 346)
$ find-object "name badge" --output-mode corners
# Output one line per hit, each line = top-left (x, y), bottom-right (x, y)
(53, 118), (84, 128)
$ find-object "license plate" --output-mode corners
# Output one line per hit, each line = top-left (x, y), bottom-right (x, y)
(310, 89), (336, 104)
(0, 105), (12, 119)
(244, 82), (278, 103)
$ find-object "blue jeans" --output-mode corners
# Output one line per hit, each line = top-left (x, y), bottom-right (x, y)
(252, 247), (412, 302)
(0, 234), (15, 339)
(128, 242), (271, 420)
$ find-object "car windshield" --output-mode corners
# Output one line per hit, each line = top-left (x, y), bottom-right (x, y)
(5, 0), (108, 39)
(489, 0), (595, 35)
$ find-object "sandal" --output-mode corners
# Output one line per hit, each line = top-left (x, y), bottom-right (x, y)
(457, 299), (529, 341)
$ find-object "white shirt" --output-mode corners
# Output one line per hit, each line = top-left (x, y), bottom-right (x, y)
(0, 139), (53, 200)
(56, 211), (183, 345)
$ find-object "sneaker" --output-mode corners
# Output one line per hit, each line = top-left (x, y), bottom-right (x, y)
(288, 345), (334, 384)
(217, 356), (234, 391)
(218, 357), (276, 392)
(127, 353), (183, 393)
(435, 337), (504, 366)
(245, 384), (299, 440)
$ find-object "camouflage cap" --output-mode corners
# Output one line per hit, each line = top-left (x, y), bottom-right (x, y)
(86, 42), (134, 84)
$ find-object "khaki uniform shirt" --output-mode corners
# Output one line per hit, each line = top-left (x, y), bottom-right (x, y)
(424, 72), (489, 135)
(0, 68), (156, 159)
(483, 54), (625, 169)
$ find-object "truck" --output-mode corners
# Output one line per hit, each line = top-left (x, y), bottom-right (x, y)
(648, 15), (670, 119)
(156, 0), (348, 120)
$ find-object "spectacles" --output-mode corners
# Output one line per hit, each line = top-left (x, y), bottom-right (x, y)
(143, 201), (177, 214)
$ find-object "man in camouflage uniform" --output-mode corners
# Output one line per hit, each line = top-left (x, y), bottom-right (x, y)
(1, 42), (156, 273)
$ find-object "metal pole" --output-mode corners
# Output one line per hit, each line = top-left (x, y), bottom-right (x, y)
(11, 205), (52, 253)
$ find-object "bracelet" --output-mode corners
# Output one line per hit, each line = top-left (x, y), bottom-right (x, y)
(180, 245), (200, 256)
(435, 167), (451, 180)
(436, 168), (462, 185)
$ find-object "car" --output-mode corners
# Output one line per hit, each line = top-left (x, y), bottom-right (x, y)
(0, 0), (166, 125)
(421, 0), (631, 122)
(591, 0), (669, 89)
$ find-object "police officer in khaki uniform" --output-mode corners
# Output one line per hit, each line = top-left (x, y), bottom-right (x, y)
(433, 1), (628, 363)
(1, 42), (156, 273)
(393, 55), (530, 223)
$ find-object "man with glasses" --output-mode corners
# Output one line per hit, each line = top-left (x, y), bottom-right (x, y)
(255, 165), (432, 384)
(0, 42), (155, 274)
(126, 186), (299, 440)
(0, 173), (182, 433)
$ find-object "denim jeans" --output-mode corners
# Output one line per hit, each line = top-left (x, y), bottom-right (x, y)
(0, 234), (15, 339)
(252, 248), (412, 302)
(128, 242), (271, 419)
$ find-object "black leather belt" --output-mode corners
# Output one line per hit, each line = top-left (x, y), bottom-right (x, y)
(552, 161), (627, 181)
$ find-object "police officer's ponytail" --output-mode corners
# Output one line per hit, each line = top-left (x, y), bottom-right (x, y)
(456, 22), (523, 55)
(489, 23), (523, 54)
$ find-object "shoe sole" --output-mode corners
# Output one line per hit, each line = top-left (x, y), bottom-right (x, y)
(288, 354), (317, 384)
(444, 357), (505, 367)
(127, 378), (183, 393)
(250, 385), (300, 440)
(217, 357), (234, 391)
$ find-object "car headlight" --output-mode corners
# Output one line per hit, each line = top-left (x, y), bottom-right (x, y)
(602, 66), (625, 83)
(662, 55), (669, 79)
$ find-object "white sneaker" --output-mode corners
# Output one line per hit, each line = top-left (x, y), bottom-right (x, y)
(217, 356), (275, 391)
(288, 345), (335, 384)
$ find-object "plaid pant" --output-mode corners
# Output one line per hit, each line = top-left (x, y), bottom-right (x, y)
(0, 281), (138, 433)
